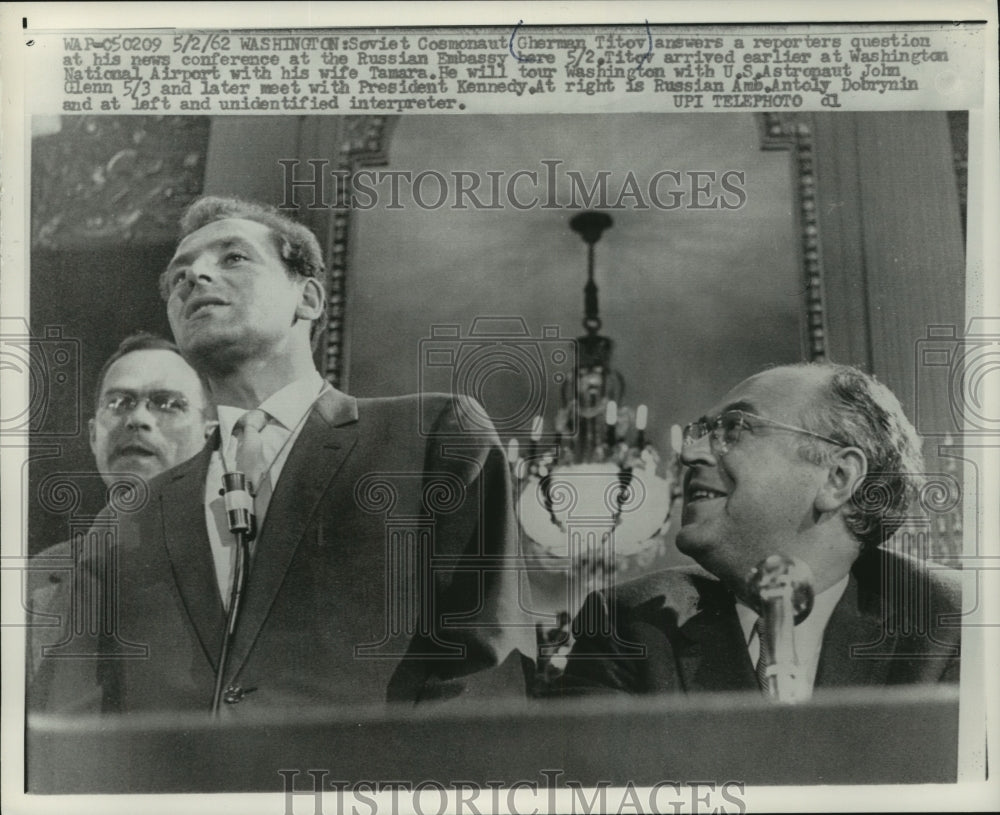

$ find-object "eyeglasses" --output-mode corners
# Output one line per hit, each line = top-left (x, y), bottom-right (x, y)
(98, 391), (191, 418)
(682, 410), (844, 456)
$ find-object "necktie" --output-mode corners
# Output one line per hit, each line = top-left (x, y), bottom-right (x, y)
(233, 409), (269, 496)
(754, 617), (773, 695)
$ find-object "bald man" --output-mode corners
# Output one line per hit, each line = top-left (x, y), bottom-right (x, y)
(561, 363), (960, 697)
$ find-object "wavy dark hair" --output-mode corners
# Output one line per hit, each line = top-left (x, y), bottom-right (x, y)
(159, 196), (326, 341)
(794, 363), (925, 551)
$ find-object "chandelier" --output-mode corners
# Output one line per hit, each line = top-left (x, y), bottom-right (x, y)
(508, 212), (681, 613)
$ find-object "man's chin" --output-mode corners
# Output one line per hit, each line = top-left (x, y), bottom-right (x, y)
(676, 525), (737, 578)
(676, 523), (712, 557)
(106, 458), (160, 484)
(179, 332), (252, 376)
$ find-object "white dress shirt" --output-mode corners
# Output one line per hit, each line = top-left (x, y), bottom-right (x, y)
(736, 574), (849, 697)
(205, 372), (328, 605)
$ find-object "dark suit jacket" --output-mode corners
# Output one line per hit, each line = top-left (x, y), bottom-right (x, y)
(559, 548), (961, 695)
(34, 390), (535, 715)
(25, 539), (73, 683)
(26, 501), (119, 711)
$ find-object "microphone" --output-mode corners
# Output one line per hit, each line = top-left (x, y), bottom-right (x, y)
(745, 554), (814, 703)
(221, 471), (255, 538)
(211, 470), (255, 716)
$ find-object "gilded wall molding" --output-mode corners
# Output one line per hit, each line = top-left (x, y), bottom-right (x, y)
(297, 116), (398, 388)
(756, 112), (827, 362)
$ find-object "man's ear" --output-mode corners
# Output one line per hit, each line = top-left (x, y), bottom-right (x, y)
(295, 277), (325, 322)
(88, 417), (97, 457)
(815, 446), (868, 513)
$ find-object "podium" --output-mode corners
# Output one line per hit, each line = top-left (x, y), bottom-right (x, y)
(27, 686), (959, 793)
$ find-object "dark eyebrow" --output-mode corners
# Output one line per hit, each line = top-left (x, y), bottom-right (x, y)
(148, 389), (189, 398)
(165, 238), (253, 272)
(104, 388), (187, 395)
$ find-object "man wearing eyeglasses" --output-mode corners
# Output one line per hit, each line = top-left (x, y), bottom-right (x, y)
(87, 333), (214, 485)
(560, 362), (960, 697)
(28, 332), (213, 697)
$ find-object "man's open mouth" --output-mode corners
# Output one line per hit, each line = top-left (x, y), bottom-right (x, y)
(116, 444), (157, 458)
(686, 485), (727, 503)
(185, 296), (228, 318)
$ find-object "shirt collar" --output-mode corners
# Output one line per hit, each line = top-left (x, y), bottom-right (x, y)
(217, 371), (327, 442)
(735, 573), (850, 645)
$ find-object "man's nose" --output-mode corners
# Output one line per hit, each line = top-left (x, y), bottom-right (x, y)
(680, 433), (716, 467)
(184, 255), (216, 285)
(124, 400), (156, 429)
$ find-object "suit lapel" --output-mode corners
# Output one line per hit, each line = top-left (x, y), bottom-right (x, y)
(227, 389), (359, 676)
(672, 567), (892, 692)
(159, 440), (226, 668)
(815, 571), (891, 688)
(674, 584), (757, 693)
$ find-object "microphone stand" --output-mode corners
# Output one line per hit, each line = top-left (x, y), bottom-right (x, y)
(758, 583), (797, 700)
(211, 471), (255, 716)
(746, 554), (815, 703)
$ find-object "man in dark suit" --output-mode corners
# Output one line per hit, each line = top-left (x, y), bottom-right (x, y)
(28, 333), (213, 691)
(561, 363), (960, 696)
(41, 196), (534, 714)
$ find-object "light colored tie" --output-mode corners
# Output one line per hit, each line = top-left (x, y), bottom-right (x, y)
(233, 409), (269, 496)
(754, 617), (772, 695)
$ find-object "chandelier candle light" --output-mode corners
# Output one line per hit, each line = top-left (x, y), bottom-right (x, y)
(510, 212), (680, 578)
